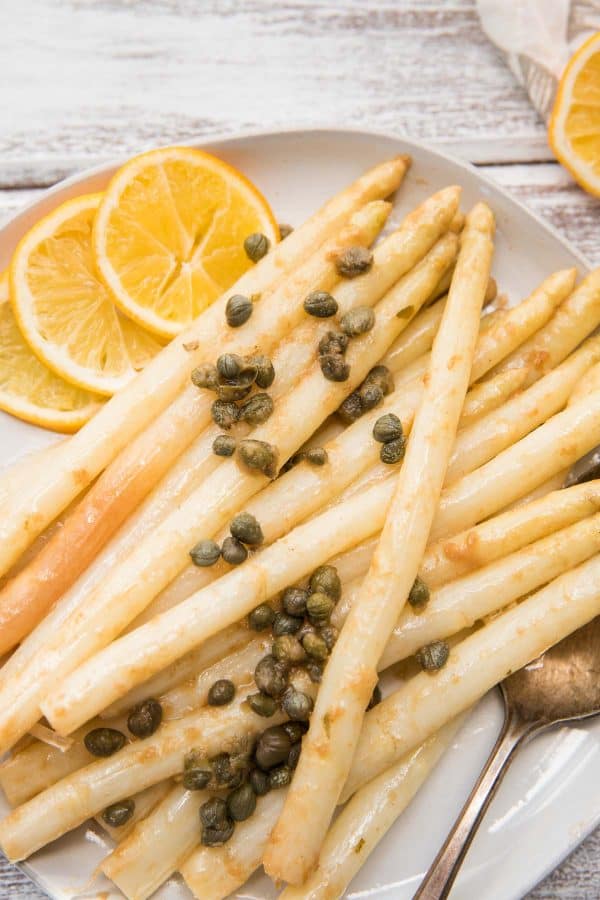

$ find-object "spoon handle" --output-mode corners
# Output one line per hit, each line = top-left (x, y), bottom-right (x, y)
(413, 711), (534, 900)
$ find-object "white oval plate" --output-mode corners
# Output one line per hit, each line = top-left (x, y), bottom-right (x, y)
(1, 129), (597, 900)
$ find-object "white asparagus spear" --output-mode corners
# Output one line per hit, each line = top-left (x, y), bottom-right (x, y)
(264, 204), (495, 884)
(457, 367), (528, 429)
(381, 510), (600, 666)
(490, 268), (600, 385)
(280, 718), (464, 900)
(421, 478), (600, 587)
(381, 297), (445, 372)
(430, 387), (600, 542)
(39, 237), (457, 739)
(0, 157), (408, 579)
(0, 200), (392, 655)
(180, 790), (288, 900)
(445, 332), (600, 483)
(569, 359), (600, 406)
(101, 785), (208, 900)
(342, 552), (600, 800)
(0, 671), (316, 861)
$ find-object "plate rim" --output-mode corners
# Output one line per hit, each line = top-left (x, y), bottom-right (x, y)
(1, 125), (597, 900)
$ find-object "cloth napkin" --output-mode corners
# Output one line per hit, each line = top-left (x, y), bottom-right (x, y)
(477, 0), (600, 120)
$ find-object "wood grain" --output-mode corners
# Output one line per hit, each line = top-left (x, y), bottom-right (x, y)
(1, 0), (599, 896)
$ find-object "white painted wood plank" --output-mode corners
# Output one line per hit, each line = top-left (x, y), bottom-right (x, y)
(0, 0), (550, 186)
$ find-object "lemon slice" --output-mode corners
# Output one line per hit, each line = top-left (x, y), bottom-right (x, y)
(93, 146), (279, 338)
(549, 32), (600, 198)
(10, 193), (164, 395)
(0, 272), (102, 432)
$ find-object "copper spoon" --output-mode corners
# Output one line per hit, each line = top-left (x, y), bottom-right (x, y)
(414, 612), (600, 899)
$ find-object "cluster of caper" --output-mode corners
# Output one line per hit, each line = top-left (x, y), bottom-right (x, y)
(83, 698), (164, 827)
(189, 511), (264, 569)
(337, 365), (395, 423)
(372, 412), (406, 465)
(247, 564), (342, 719)
(183, 721), (306, 847)
(191, 353), (280, 478)
(306, 294), (377, 384)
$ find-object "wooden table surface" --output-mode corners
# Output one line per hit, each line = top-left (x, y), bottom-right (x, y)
(1, 1), (599, 897)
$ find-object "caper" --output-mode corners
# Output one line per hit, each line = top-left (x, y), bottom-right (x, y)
(127, 698), (163, 738)
(238, 439), (278, 479)
(202, 820), (235, 846)
(211, 752), (238, 786)
(359, 383), (384, 412)
(340, 306), (375, 336)
(248, 602), (275, 631)
(304, 291), (338, 318)
(247, 692), (278, 718)
(282, 586), (309, 617)
(226, 294), (253, 327)
(320, 624), (339, 651)
(250, 354), (276, 389)
(269, 764), (292, 789)
(305, 447), (328, 466)
(254, 655), (289, 698)
(288, 742), (301, 770)
(184, 749), (204, 770)
(320, 354), (350, 382)
(84, 727), (127, 758)
(208, 679), (236, 706)
(408, 576), (430, 610)
(296, 620), (318, 642)
(364, 365), (394, 396)
(216, 381), (253, 402)
(310, 565), (342, 601)
(244, 232), (270, 262)
(306, 591), (335, 625)
(272, 634), (306, 664)
(367, 684), (382, 710)
(282, 721), (307, 743)
(416, 640), (450, 671)
(318, 330), (349, 357)
(189, 538), (221, 567)
(282, 688), (313, 722)
(230, 511), (264, 546)
(255, 726), (291, 770)
(213, 434), (236, 457)
(217, 353), (245, 380)
(227, 783), (256, 822)
(191, 364), (218, 390)
(564, 445), (600, 488)
(240, 392), (274, 425)
(306, 661), (324, 683)
(102, 799), (134, 828)
(338, 391), (363, 423)
(373, 413), (403, 444)
(278, 223), (293, 240)
(380, 436), (406, 465)
(302, 631), (329, 661)
(221, 536), (248, 566)
(335, 246), (373, 278)
(200, 796), (229, 828)
(249, 768), (271, 795)
(273, 611), (303, 636)
(183, 767), (212, 790)
(211, 398), (239, 429)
